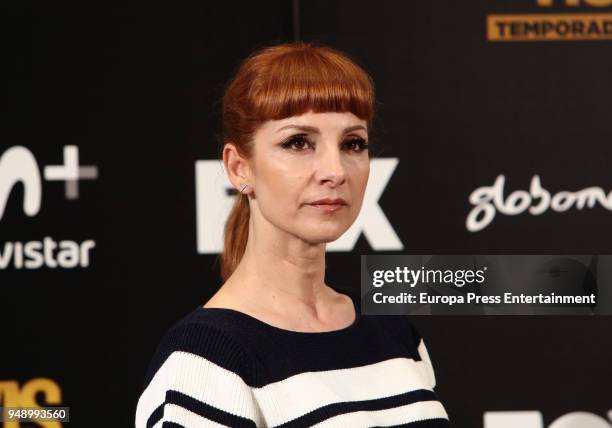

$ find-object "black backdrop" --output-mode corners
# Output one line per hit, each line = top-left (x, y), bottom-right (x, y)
(3, 1), (611, 427)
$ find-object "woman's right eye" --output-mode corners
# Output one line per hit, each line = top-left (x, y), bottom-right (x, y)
(281, 134), (312, 151)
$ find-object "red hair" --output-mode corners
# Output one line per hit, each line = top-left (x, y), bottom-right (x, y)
(219, 41), (376, 281)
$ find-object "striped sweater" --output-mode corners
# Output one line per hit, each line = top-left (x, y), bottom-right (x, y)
(135, 287), (450, 427)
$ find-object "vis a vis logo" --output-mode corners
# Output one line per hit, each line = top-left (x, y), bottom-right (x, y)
(487, 0), (612, 41)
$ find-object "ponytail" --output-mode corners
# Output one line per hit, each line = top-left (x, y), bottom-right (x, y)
(220, 192), (250, 282)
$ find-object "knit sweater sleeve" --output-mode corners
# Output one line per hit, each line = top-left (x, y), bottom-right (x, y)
(407, 321), (438, 390)
(135, 321), (263, 428)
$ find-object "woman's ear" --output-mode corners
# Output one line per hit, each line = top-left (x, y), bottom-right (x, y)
(223, 142), (252, 189)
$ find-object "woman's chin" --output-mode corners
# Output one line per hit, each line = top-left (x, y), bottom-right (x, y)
(303, 226), (348, 244)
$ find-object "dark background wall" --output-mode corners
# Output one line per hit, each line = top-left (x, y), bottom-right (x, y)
(2, 1), (611, 427)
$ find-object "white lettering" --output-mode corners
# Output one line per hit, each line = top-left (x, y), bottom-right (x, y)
(467, 175), (612, 232)
(0, 237), (96, 269)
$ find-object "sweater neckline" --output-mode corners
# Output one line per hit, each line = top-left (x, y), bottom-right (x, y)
(197, 286), (361, 337)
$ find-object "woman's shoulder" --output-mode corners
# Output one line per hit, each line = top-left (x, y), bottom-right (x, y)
(139, 306), (256, 390)
(362, 308), (427, 360)
(135, 307), (263, 428)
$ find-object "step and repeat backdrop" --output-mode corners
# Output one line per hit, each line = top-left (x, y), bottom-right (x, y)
(3, 1), (611, 427)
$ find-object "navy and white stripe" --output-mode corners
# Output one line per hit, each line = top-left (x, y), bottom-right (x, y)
(135, 288), (450, 427)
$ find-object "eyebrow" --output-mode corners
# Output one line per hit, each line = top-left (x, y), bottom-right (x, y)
(276, 124), (367, 134)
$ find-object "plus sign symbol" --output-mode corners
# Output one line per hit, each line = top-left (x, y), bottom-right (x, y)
(44, 145), (98, 199)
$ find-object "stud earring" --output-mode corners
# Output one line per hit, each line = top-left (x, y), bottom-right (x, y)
(239, 184), (250, 194)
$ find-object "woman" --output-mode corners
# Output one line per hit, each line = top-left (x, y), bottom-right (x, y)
(135, 42), (449, 427)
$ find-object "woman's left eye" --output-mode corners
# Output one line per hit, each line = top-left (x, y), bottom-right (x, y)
(344, 137), (369, 152)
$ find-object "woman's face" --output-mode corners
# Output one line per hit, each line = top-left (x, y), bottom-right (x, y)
(248, 110), (370, 244)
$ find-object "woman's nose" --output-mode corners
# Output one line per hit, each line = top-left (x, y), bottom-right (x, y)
(316, 146), (346, 186)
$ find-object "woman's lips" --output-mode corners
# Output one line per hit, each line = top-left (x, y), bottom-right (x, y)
(307, 203), (345, 213)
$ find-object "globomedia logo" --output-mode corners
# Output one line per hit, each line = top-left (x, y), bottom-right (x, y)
(487, 0), (612, 42)
(484, 410), (612, 428)
(194, 158), (404, 254)
(466, 174), (612, 232)
(0, 145), (97, 269)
